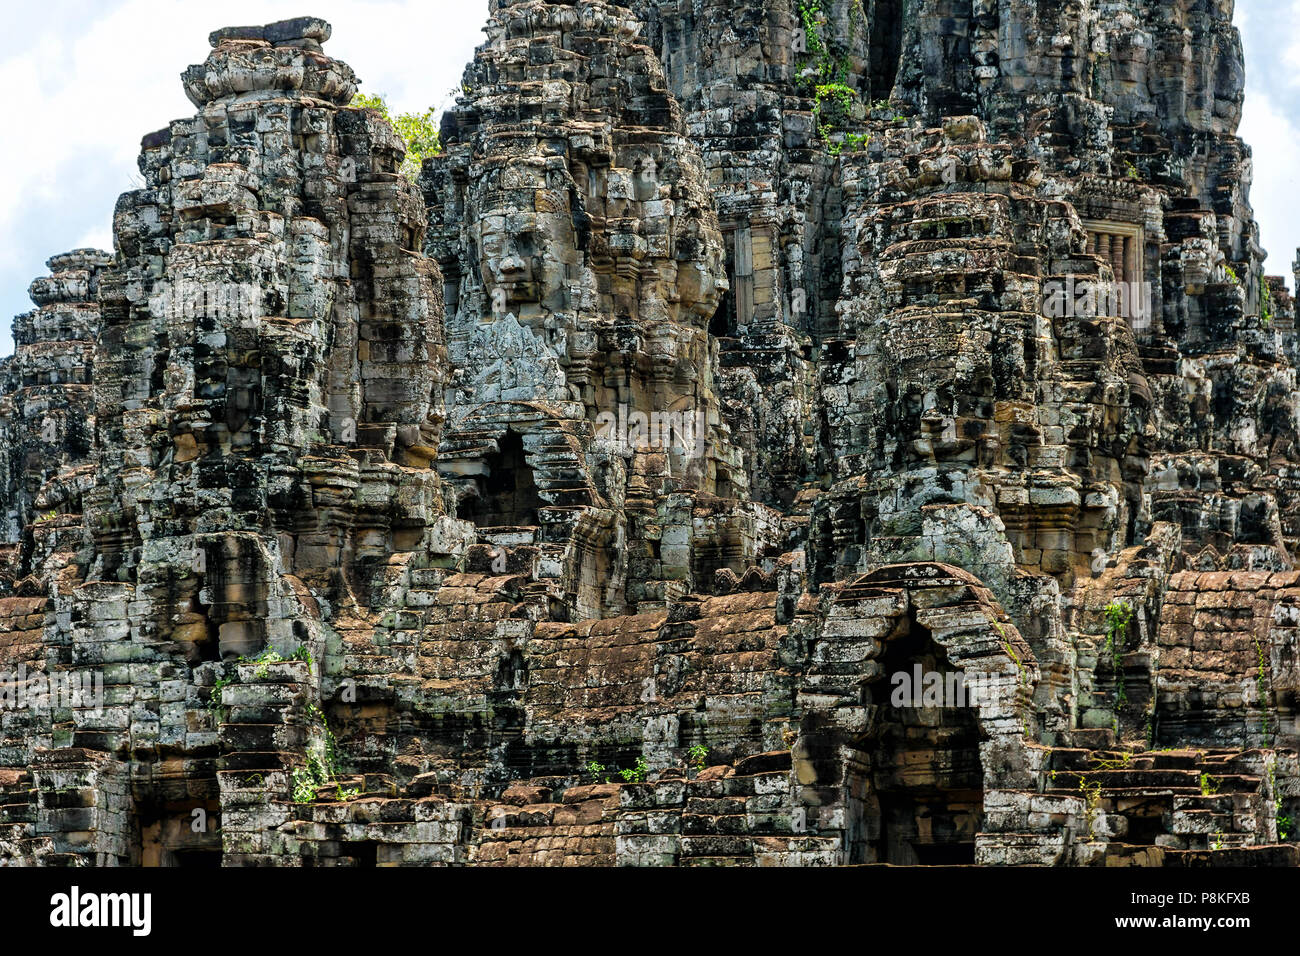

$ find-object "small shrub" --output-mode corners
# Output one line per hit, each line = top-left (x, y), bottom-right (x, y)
(619, 756), (649, 784)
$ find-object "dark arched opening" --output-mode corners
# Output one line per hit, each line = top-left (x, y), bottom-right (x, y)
(869, 0), (905, 102)
(856, 615), (984, 864)
(456, 430), (542, 528)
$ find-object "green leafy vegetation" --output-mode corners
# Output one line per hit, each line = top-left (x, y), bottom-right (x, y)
(210, 644), (314, 722)
(1103, 601), (1133, 717)
(291, 703), (355, 804)
(795, 0), (869, 153)
(796, 0), (842, 83)
(237, 644), (313, 679)
(1079, 779), (1102, 839)
(815, 82), (860, 153)
(350, 92), (442, 181)
(1267, 756), (1291, 841)
(208, 675), (234, 723)
(220, 664), (355, 805)
(991, 619), (1033, 736)
(291, 753), (329, 804)
(1092, 752), (1133, 772)
(687, 745), (708, 775)
(584, 756), (652, 784)
(619, 756), (649, 783)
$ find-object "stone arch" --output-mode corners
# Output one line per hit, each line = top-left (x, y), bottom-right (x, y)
(439, 401), (597, 531)
(796, 562), (1040, 864)
(439, 400), (626, 617)
(456, 429), (542, 527)
(866, 607), (986, 863)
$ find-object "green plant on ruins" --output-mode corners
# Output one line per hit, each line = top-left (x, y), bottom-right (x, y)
(291, 702), (355, 804)
(584, 755), (653, 784)
(1199, 772), (1219, 797)
(813, 81), (859, 153)
(795, 0), (869, 153)
(1267, 756), (1291, 841)
(291, 752), (329, 804)
(237, 644), (313, 679)
(1103, 601), (1133, 718)
(211, 643), (314, 720)
(687, 745), (708, 775)
(1262, 278), (1274, 326)
(991, 619), (1032, 737)
(619, 756), (649, 784)
(795, 0), (846, 85)
(350, 92), (442, 182)
(1079, 779), (1103, 840)
(829, 130), (871, 156)
(208, 674), (234, 723)
(992, 619), (1028, 688)
(1091, 752), (1133, 772)
(238, 646), (283, 679)
(1255, 637), (1271, 740)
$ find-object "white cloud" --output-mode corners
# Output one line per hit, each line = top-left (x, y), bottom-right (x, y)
(1241, 87), (1300, 280)
(1239, 0), (1300, 287)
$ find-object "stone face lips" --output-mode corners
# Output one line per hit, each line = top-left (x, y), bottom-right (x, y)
(0, 1), (1299, 867)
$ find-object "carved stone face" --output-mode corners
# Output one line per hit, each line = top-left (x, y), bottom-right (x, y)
(470, 163), (576, 318)
(676, 255), (726, 320)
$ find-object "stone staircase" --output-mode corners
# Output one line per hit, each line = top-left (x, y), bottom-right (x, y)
(0, 769), (39, 862)
(1044, 747), (1296, 865)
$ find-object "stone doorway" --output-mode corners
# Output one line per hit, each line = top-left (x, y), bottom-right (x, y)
(865, 615), (984, 864)
(869, 0), (905, 102)
(136, 800), (221, 867)
(457, 430), (542, 528)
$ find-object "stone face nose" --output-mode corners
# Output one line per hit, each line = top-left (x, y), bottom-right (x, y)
(496, 253), (530, 279)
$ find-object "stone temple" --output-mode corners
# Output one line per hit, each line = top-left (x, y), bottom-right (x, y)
(0, 1), (1297, 867)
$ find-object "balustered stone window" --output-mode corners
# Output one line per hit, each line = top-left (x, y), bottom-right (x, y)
(1083, 219), (1144, 289)
(1080, 219), (1148, 325)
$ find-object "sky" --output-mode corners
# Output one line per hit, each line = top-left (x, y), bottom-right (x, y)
(0, 1), (1297, 353)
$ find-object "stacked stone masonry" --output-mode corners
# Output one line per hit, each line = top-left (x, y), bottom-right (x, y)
(0, 2), (1298, 866)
